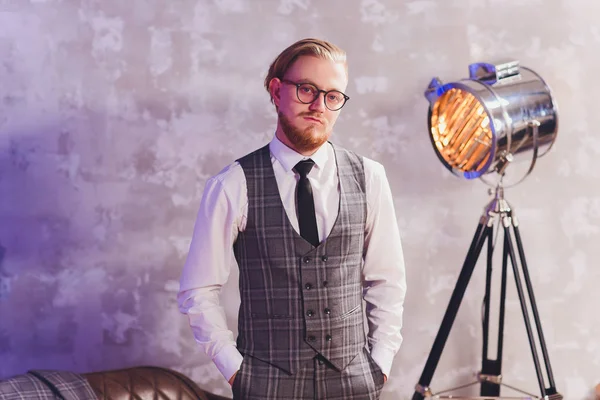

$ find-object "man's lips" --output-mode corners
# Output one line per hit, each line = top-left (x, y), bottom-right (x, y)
(302, 116), (324, 124)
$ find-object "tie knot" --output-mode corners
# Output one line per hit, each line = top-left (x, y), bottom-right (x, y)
(294, 159), (315, 178)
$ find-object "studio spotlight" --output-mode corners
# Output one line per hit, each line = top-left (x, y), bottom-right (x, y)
(425, 60), (557, 182)
(412, 61), (562, 400)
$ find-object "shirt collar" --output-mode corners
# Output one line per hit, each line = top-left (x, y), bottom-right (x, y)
(269, 134), (330, 173)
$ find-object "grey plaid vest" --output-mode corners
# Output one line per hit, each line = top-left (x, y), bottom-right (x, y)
(234, 143), (367, 375)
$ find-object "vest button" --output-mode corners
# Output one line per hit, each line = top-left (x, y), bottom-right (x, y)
(306, 310), (314, 317)
(326, 334), (332, 342)
(308, 335), (316, 342)
(305, 283), (313, 290)
(321, 255), (328, 262)
(303, 257), (311, 263)
(324, 308), (331, 315)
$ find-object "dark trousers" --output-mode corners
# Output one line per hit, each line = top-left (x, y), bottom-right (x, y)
(232, 347), (385, 400)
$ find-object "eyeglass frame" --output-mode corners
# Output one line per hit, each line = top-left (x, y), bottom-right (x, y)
(280, 79), (350, 111)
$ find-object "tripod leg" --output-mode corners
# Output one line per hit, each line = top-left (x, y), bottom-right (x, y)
(412, 218), (491, 400)
(512, 221), (558, 395)
(503, 216), (548, 397)
(480, 227), (509, 397)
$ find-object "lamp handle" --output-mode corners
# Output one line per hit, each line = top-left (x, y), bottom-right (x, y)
(479, 120), (540, 189)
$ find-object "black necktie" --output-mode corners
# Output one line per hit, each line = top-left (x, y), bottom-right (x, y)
(294, 159), (319, 247)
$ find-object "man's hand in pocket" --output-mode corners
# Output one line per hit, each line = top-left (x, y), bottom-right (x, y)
(229, 371), (238, 387)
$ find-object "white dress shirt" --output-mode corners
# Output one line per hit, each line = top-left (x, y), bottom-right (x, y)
(178, 135), (406, 382)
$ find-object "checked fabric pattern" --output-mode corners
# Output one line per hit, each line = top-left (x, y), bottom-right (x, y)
(233, 143), (373, 398)
(0, 370), (96, 400)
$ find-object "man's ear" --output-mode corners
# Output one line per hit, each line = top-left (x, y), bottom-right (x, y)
(268, 78), (281, 107)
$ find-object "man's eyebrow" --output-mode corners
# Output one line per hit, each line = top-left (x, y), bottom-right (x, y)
(294, 79), (344, 92)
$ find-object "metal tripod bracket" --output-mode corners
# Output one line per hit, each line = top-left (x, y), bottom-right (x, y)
(410, 186), (561, 400)
(477, 372), (502, 386)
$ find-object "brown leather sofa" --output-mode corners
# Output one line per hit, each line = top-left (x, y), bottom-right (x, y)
(82, 366), (231, 400)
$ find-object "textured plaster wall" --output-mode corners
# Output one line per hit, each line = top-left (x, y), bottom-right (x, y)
(0, 0), (599, 399)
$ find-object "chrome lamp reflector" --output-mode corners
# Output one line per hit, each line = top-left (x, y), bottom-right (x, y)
(425, 60), (558, 180)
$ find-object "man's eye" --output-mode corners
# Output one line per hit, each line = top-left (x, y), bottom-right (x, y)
(328, 93), (342, 102)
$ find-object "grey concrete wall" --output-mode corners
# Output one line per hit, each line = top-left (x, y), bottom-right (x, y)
(0, 1), (598, 398)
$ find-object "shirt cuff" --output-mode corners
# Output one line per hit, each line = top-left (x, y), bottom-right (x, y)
(369, 343), (396, 378)
(213, 345), (243, 382)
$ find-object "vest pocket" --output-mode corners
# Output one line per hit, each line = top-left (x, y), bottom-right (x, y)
(338, 304), (361, 320)
(250, 313), (293, 319)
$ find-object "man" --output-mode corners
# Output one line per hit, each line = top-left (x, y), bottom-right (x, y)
(178, 38), (406, 399)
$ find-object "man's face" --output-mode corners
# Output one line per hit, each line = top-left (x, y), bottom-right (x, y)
(271, 55), (348, 155)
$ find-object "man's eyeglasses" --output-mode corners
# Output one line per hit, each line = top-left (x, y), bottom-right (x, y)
(281, 79), (349, 111)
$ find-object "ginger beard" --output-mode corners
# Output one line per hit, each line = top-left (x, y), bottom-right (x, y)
(278, 110), (331, 154)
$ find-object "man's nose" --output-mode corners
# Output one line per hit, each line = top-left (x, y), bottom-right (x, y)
(309, 92), (326, 112)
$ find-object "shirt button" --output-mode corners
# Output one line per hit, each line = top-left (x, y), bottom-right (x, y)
(305, 283), (313, 290)
(326, 335), (332, 342)
(321, 255), (328, 262)
(303, 257), (311, 264)
(322, 281), (328, 287)
(318, 359), (325, 365)
(306, 310), (314, 317)
(308, 335), (316, 342)
(324, 308), (331, 315)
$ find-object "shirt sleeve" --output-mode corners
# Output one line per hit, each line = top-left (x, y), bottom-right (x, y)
(362, 158), (407, 378)
(177, 168), (245, 382)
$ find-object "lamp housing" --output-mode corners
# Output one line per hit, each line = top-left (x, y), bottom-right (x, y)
(425, 60), (558, 180)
